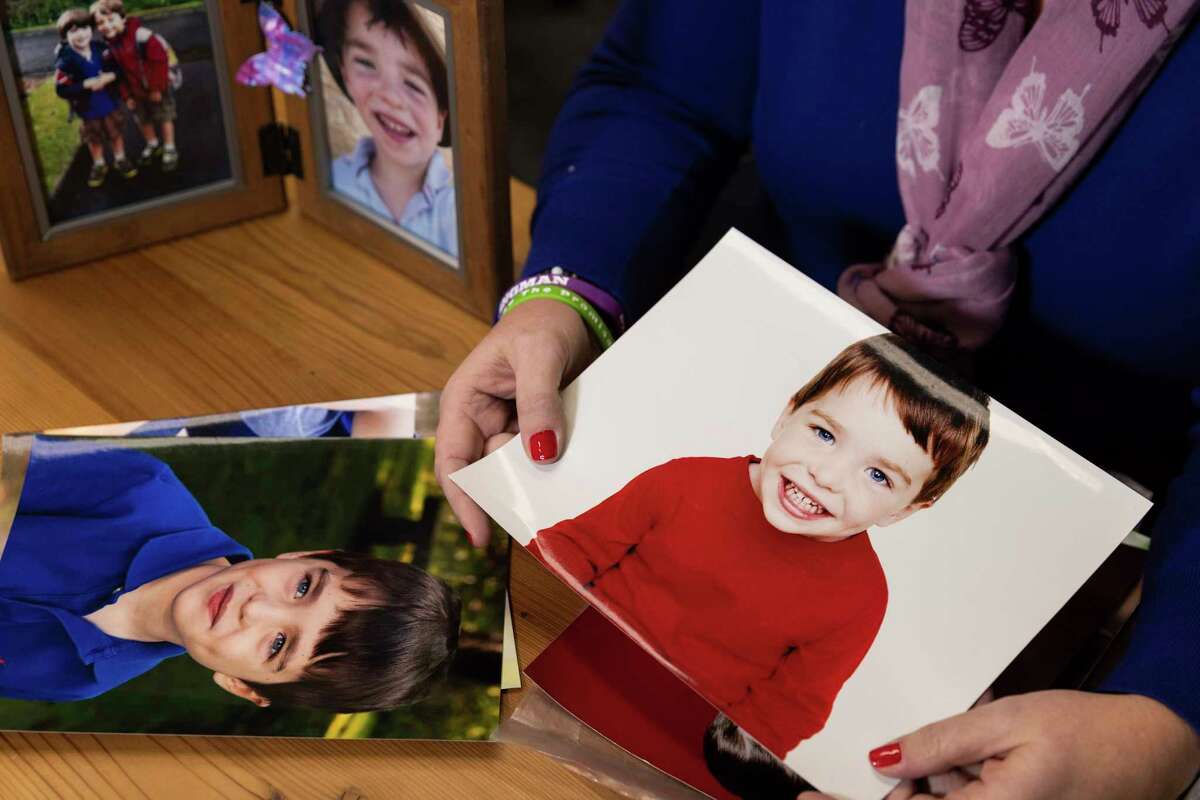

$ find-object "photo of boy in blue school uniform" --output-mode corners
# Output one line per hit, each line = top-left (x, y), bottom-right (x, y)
(317, 0), (459, 259)
(0, 441), (460, 712)
(53, 8), (137, 188)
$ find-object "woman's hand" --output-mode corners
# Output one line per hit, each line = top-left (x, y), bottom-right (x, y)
(435, 298), (600, 546)
(799, 690), (1200, 800)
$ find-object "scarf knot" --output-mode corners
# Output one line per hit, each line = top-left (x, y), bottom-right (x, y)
(838, 225), (1015, 353)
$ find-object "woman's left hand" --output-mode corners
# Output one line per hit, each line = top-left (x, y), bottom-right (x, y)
(799, 690), (1200, 800)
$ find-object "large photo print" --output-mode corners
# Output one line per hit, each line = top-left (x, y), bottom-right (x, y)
(452, 231), (1152, 799)
(2, 0), (235, 229)
(0, 435), (507, 740)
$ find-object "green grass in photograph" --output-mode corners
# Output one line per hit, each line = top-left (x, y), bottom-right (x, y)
(25, 77), (76, 197)
(7, 0), (202, 31)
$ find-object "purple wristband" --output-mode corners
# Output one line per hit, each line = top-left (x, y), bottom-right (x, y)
(497, 268), (626, 333)
(558, 276), (625, 333)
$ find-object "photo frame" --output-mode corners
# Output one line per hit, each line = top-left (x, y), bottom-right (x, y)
(0, 0), (510, 321)
(284, 0), (510, 321)
(0, 0), (286, 278)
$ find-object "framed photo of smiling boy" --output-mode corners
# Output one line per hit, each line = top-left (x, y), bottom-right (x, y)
(450, 231), (1153, 799)
(283, 0), (509, 321)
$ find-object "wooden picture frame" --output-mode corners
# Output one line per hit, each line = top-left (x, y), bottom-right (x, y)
(0, 0), (286, 278)
(284, 0), (510, 321)
(0, 0), (510, 321)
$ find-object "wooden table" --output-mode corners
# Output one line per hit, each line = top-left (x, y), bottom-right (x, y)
(0, 181), (616, 799)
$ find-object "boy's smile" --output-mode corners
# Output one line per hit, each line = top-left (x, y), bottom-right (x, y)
(93, 10), (124, 39)
(173, 554), (361, 685)
(340, 1), (445, 174)
(66, 25), (93, 52)
(752, 377), (936, 540)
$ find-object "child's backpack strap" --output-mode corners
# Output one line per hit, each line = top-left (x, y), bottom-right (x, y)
(134, 26), (183, 91)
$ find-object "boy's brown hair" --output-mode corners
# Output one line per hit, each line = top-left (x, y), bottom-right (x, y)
(56, 8), (93, 40)
(790, 333), (990, 505)
(88, 0), (125, 18)
(316, 0), (451, 146)
(243, 550), (461, 711)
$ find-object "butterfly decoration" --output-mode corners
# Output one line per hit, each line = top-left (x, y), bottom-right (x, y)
(985, 61), (1090, 172)
(958, 0), (1036, 52)
(1091, 0), (1171, 52)
(236, 1), (321, 97)
(896, 85), (943, 180)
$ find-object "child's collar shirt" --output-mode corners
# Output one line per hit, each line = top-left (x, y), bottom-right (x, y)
(330, 139), (458, 258)
(0, 441), (250, 702)
(129, 406), (352, 438)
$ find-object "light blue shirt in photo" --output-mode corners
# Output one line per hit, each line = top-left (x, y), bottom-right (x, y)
(330, 138), (459, 259)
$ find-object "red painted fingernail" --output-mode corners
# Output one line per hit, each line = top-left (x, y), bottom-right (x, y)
(869, 742), (902, 768)
(529, 430), (557, 462)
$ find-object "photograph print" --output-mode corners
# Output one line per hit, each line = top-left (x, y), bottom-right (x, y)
(43, 392), (438, 440)
(0, 434), (507, 741)
(1, 0), (235, 230)
(309, 0), (460, 265)
(452, 231), (1152, 799)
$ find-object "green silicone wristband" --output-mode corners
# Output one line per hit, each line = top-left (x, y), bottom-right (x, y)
(501, 286), (615, 350)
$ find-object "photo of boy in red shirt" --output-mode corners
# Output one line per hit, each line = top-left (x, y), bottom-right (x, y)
(91, 0), (179, 171)
(530, 332), (991, 758)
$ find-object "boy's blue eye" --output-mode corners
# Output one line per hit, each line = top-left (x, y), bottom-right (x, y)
(294, 574), (311, 600)
(867, 467), (891, 487)
(269, 632), (286, 659)
(813, 426), (834, 443)
(353, 57), (375, 70)
(405, 80), (425, 95)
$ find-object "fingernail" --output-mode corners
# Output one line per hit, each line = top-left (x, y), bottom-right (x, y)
(530, 430), (557, 461)
(869, 742), (902, 768)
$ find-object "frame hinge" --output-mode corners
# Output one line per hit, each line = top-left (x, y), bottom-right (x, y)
(259, 123), (303, 179)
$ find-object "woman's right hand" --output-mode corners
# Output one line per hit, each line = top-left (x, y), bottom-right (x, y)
(435, 298), (601, 546)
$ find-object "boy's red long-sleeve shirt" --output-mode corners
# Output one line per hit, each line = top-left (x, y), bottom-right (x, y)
(529, 456), (888, 757)
(105, 17), (168, 100)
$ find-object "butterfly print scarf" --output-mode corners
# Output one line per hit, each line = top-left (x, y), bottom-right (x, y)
(837, 0), (1197, 352)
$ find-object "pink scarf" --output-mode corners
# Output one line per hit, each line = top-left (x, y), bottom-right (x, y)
(838, 0), (1197, 352)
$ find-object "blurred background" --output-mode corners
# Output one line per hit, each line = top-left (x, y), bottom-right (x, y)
(505, 0), (614, 184)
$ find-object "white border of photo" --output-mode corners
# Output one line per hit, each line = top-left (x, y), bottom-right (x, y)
(452, 230), (1151, 799)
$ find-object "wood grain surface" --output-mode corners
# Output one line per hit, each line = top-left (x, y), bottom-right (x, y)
(0, 180), (618, 799)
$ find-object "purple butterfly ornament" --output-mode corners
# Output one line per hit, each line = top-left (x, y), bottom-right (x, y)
(236, 2), (321, 97)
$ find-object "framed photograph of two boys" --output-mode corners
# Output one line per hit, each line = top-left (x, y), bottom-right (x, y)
(0, 0), (509, 320)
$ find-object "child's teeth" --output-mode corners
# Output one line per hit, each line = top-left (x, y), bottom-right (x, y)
(785, 480), (824, 515)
